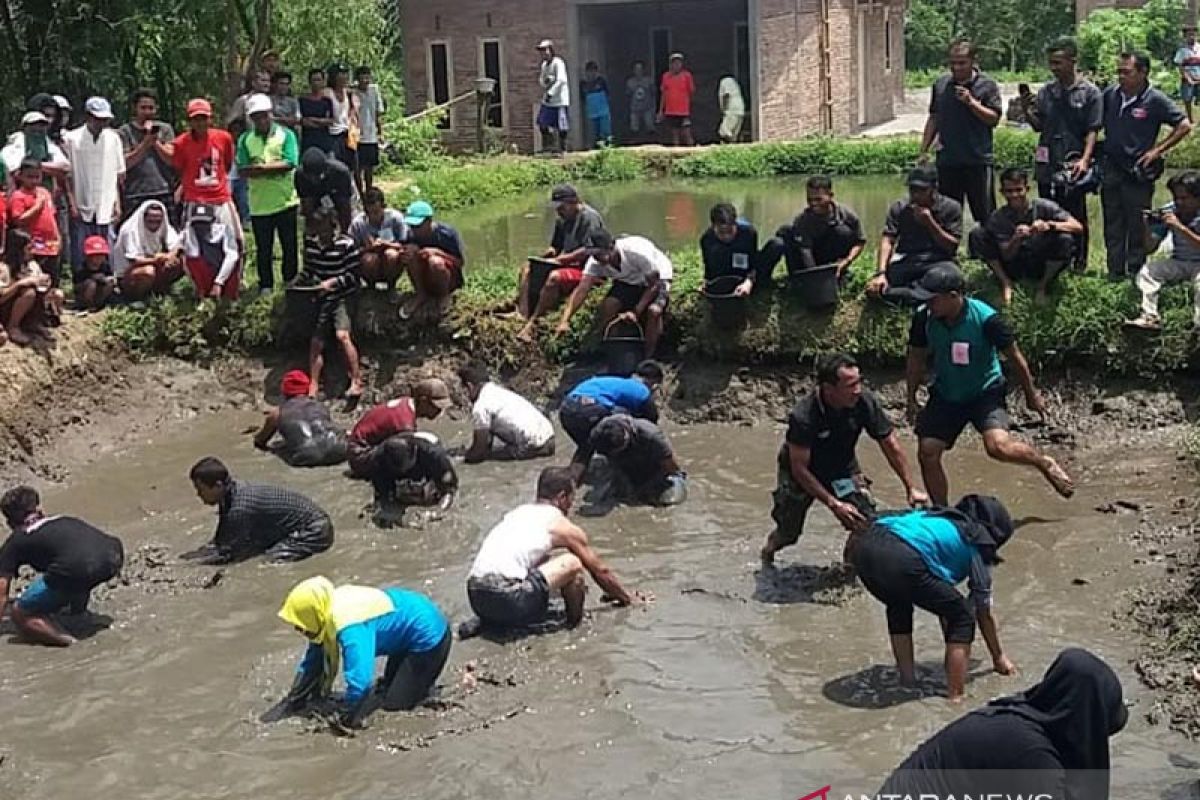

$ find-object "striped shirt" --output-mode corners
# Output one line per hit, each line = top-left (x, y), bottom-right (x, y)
(300, 233), (361, 300)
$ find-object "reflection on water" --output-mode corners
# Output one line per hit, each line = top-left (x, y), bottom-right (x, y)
(1, 409), (1196, 799)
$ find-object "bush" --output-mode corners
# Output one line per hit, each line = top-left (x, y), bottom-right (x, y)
(1078, 0), (1186, 85)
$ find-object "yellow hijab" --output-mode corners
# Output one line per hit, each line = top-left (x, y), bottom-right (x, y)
(277, 576), (394, 693)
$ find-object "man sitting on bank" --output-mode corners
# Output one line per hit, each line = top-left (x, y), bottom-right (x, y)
(466, 466), (642, 632)
(0, 485), (125, 647)
(186, 456), (334, 563)
(760, 175), (867, 285)
(518, 184), (606, 341)
(1127, 170), (1200, 330)
(458, 364), (556, 462)
(349, 187), (408, 291)
(866, 166), (963, 306)
(555, 229), (672, 359)
(589, 413), (686, 506)
(560, 360), (663, 483)
(969, 167), (1082, 305)
(760, 353), (928, 566)
(400, 200), (466, 324)
(699, 202), (760, 298)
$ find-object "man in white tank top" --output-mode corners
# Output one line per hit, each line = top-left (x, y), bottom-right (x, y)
(458, 364), (556, 462)
(467, 466), (642, 630)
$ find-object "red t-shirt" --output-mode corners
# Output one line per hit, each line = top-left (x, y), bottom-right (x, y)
(172, 129), (234, 204)
(660, 70), (695, 117)
(9, 187), (60, 256)
(350, 398), (417, 446)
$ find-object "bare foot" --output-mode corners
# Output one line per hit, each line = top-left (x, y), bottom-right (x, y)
(1042, 457), (1075, 498)
(7, 328), (32, 345)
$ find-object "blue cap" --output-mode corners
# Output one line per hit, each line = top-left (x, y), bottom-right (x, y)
(404, 200), (434, 227)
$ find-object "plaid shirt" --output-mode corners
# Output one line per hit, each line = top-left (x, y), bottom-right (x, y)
(212, 480), (330, 560)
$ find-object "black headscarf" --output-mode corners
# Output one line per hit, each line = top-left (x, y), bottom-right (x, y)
(980, 648), (1127, 798)
(954, 494), (1014, 559)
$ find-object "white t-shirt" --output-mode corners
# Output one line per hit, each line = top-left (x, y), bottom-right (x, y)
(469, 503), (561, 580)
(1176, 42), (1200, 81)
(540, 56), (571, 107)
(719, 76), (745, 116)
(583, 235), (674, 285)
(1, 132), (69, 175)
(326, 88), (353, 136)
(471, 382), (555, 449)
(353, 84), (385, 143)
(64, 126), (126, 225)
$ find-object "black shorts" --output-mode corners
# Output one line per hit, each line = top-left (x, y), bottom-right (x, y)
(664, 115), (691, 129)
(606, 281), (670, 312)
(852, 524), (975, 644)
(467, 571), (551, 627)
(314, 295), (353, 335)
(915, 385), (1011, 449)
(356, 143), (380, 168)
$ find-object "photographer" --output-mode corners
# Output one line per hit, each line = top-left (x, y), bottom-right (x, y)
(1126, 171), (1200, 330)
(1025, 38), (1102, 273)
(118, 89), (176, 224)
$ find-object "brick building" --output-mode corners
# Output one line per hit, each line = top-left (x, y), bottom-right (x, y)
(401, 0), (907, 152)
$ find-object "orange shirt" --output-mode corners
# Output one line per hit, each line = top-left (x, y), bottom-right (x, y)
(660, 70), (695, 117)
(172, 128), (234, 204)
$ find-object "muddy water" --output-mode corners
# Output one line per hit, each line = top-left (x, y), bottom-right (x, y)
(3, 410), (1198, 799)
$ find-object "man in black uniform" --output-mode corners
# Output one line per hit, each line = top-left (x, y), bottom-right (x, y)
(699, 202), (760, 295)
(295, 147), (354, 232)
(760, 353), (927, 567)
(760, 175), (866, 284)
(0, 485), (124, 646)
(186, 456), (334, 563)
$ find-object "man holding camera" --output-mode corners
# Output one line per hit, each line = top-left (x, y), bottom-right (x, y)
(118, 90), (176, 224)
(1100, 52), (1192, 281)
(1127, 171), (1200, 330)
(1024, 37), (1102, 274)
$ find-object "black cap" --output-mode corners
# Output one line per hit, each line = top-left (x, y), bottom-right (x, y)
(906, 165), (938, 188)
(910, 263), (965, 301)
(190, 203), (216, 223)
(550, 183), (579, 203)
(585, 229), (615, 251)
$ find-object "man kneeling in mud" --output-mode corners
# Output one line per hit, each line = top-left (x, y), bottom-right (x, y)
(588, 414), (687, 506)
(0, 486), (124, 646)
(367, 432), (458, 527)
(466, 467), (644, 632)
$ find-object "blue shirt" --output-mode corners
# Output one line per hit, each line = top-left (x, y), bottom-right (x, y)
(568, 376), (652, 413)
(878, 510), (993, 609)
(298, 588), (449, 704)
(581, 76), (611, 119)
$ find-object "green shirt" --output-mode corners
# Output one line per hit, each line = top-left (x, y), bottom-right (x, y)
(235, 124), (299, 216)
(909, 297), (1011, 404)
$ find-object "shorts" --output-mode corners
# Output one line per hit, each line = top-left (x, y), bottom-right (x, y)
(414, 247), (465, 291)
(185, 255), (241, 300)
(537, 104), (569, 132)
(629, 109), (656, 133)
(285, 432), (348, 467)
(852, 524), (975, 644)
(16, 575), (94, 615)
(314, 295), (353, 335)
(664, 115), (691, 129)
(553, 267), (583, 292)
(356, 142), (380, 168)
(915, 384), (1011, 449)
(333, 134), (357, 171)
(1184, 82), (1200, 102)
(770, 464), (875, 548)
(606, 280), (670, 312)
(467, 571), (551, 627)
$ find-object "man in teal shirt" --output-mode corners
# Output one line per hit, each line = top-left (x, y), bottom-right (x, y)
(236, 93), (299, 291)
(905, 264), (1074, 505)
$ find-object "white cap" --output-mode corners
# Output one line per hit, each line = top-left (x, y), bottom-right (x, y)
(53, 95), (71, 110)
(245, 93), (273, 117)
(21, 111), (49, 126)
(84, 96), (113, 119)
(537, 39), (553, 49)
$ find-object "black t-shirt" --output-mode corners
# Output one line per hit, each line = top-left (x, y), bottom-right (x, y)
(1034, 79), (1103, 177)
(0, 516), (124, 589)
(777, 389), (893, 484)
(984, 198), (1072, 248)
(295, 158), (354, 205)
(700, 222), (759, 282)
(883, 195), (963, 260)
(298, 95), (336, 153)
(1101, 85), (1186, 172)
(551, 205), (605, 255)
(591, 415), (674, 484)
(929, 71), (1003, 167)
(784, 204), (866, 267)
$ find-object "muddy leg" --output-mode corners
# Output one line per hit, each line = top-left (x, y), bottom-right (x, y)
(917, 437), (950, 507)
(889, 632), (916, 685)
(11, 605), (76, 647)
(643, 305), (663, 358)
(308, 337), (325, 398)
(539, 553), (586, 627)
(945, 642), (970, 702)
(981, 429), (1075, 498)
(335, 329), (364, 396)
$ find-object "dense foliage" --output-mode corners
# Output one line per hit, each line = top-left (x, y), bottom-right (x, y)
(905, 0), (1075, 75)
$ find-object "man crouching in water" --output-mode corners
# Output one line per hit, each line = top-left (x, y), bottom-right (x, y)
(0, 486), (124, 646)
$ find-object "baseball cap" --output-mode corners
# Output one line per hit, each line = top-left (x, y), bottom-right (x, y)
(404, 200), (435, 227)
(906, 165), (938, 188)
(413, 378), (453, 411)
(245, 93), (273, 117)
(84, 96), (113, 119)
(190, 203), (217, 223)
(26, 93), (54, 112)
(83, 236), (110, 257)
(186, 98), (213, 118)
(53, 95), (71, 111)
(669, 52), (685, 61)
(550, 183), (579, 203)
(21, 111), (49, 126)
(537, 39), (554, 50)
(910, 263), (966, 302)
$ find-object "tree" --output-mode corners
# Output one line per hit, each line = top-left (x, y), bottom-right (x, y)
(905, 0), (1073, 73)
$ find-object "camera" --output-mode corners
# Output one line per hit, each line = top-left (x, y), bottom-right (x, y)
(1144, 206), (1172, 225)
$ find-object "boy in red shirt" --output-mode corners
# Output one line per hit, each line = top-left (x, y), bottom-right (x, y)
(172, 98), (243, 243)
(658, 53), (695, 147)
(8, 159), (62, 285)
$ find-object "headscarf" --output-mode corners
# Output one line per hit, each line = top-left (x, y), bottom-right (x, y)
(980, 648), (1127, 799)
(280, 370), (312, 399)
(277, 576), (394, 693)
(953, 493), (1014, 562)
(113, 200), (180, 276)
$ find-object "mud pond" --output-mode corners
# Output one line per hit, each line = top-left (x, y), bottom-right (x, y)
(3, 400), (1199, 799)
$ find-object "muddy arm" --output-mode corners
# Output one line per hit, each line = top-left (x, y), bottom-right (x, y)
(253, 408), (281, 450)
(552, 518), (633, 605)
(463, 429), (491, 464)
(876, 431), (920, 500)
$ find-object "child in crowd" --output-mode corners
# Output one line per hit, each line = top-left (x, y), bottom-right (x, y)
(299, 208), (364, 400)
(182, 202), (241, 300)
(7, 158), (62, 288)
(580, 61), (612, 149)
(73, 235), (117, 311)
(1, 229), (62, 344)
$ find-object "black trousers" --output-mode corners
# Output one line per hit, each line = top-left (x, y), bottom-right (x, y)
(559, 396), (614, 466)
(937, 164), (995, 223)
(379, 629), (452, 710)
(967, 225), (1074, 283)
(251, 206), (299, 290)
(1038, 181), (1090, 270)
(1100, 168), (1155, 279)
(881, 256), (957, 306)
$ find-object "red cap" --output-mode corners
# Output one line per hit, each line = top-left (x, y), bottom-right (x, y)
(280, 370), (312, 399)
(83, 236), (110, 257)
(186, 98), (213, 118)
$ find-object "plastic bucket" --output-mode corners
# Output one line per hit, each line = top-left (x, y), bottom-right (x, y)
(789, 263), (839, 309)
(602, 318), (645, 376)
(702, 275), (748, 327)
(525, 257), (559, 310)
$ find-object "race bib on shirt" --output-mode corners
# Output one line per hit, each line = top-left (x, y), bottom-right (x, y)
(1035, 146), (1050, 164)
(951, 341), (971, 366)
(831, 478), (857, 499)
(732, 253), (749, 271)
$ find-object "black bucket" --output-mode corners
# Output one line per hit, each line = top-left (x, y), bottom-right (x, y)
(525, 256), (560, 310)
(788, 263), (839, 309)
(702, 275), (749, 327)
(602, 318), (645, 376)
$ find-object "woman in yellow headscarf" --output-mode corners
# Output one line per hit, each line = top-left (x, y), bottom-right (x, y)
(275, 576), (452, 728)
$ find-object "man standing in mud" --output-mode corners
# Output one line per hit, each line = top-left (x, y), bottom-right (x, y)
(0, 485), (125, 646)
(760, 353), (927, 567)
(905, 264), (1075, 506)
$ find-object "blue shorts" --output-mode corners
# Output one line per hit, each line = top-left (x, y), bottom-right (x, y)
(1183, 82), (1200, 102)
(537, 104), (569, 132)
(15, 575), (89, 615)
